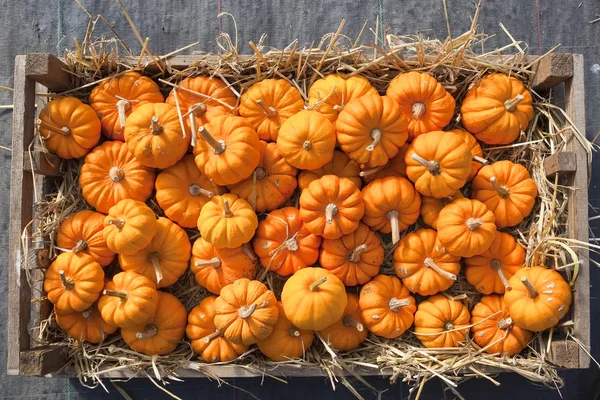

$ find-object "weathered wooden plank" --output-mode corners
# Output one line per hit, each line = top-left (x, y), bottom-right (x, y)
(19, 345), (69, 376)
(543, 151), (577, 177)
(531, 53), (574, 92)
(548, 340), (581, 369)
(23, 150), (63, 177)
(24, 54), (72, 92)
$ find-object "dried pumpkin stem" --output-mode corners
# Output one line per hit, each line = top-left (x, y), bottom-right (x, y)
(521, 277), (539, 299)
(254, 167), (267, 180)
(424, 257), (457, 281)
(343, 316), (364, 332)
(148, 251), (163, 285)
(466, 218), (483, 231)
(410, 153), (440, 176)
(365, 128), (382, 151)
(497, 317), (514, 330)
(359, 164), (386, 177)
(349, 244), (368, 263)
(444, 321), (454, 331)
(72, 239), (88, 253)
(333, 104), (344, 112)
(188, 184), (213, 198)
(136, 324), (158, 339)
(150, 116), (163, 135)
(222, 200), (233, 217)
(289, 327), (301, 337)
(36, 118), (71, 136)
(309, 277), (328, 292)
(81, 308), (94, 318)
(412, 102), (426, 119)
(116, 99), (131, 129)
(243, 243), (258, 261)
(202, 329), (223, 343)
(255, 99), (278, 117)
(238, 303), (257, 319)
(198, 126), (226, 154)
(190, 102), (207, 117)
(386, 210), (400, 245)
(490, 177), (510, 199)
(107, 218), (125, 230)
(284, 237), (299, 251)
(389, 297), (411, 312)
(325, 203), (338, 224)
(504, 94), (524, 112)
(472, 155), (489, 165)
(491, 259), (511, 290)
(103, 289), (128, 301)
(109, 167), (125, 183)
(58, 270), (74, 290)
(303, 140), (313, 151)
(195, 257), (222, 269)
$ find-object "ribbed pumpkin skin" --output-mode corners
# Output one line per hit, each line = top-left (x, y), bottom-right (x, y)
(447, 128), (484, 181)
(57, 210), (115, 266)
(414, 295), (470, 348)
(319, 293), (367, 351)
(298, 150), (362, 190)
(103, 199), (158, 256)
(420, 190), (464, 230)
(55, 306), (118, 344)
(361, 144), (408, 184)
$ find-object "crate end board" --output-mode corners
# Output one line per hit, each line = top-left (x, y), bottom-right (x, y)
(8, 52), (592, 377)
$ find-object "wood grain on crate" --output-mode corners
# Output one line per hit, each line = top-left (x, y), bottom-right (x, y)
(7, 52), (590, 377)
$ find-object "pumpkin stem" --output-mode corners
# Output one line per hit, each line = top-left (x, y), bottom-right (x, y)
(238, 303), (257, 319)
(198, 126), (226, 155)
(103, 289), (128, 301)
(365, 129), (382, 152)
(466, 218), (484, 231)
(359, 164), (386, 177)
(81, 307), (94, 318)
(148, 251), (163, 285)
(284, 237), (299, 252)
(36, 118), (71, 136)
(188, 113), (198, 148)
(289, 327), (301, 337)
(107, 218), (126, 230)
(242, 243), (258, 261)
(136, 324), (158, 339)
(491, 259), (512, 291)
(424, 257), (457, 281)
(333, 104), (344, 112)
(254, 167), (267, 180)
(195, 257), (222, 269)
(309, 277), (328, 292)
(222, 200), (233, 217)
(497, 317), (514, 330)
(202, 329), (223, 343)
(389, 297), (411, 312)
(490, 177), (510, 199)
(190, 102), (207, 117)
(410, 153), (441, 176)
(472, 155), (489, 165)
(58, 270), (74, 290)
(150, 116), (163, 135)
(386, 210), (400, 245)
(325, 203), (338, 224)
(504, 94), (524, 112)
(72, 239), (88, 254)
(348, 244), (368, 263)
(343, 316), (364, 332)
(109, 167), (125, 183)
(412, 102), (426, 119)
(444, 321), (454, 331)
(189, 184), (213, 198)
(521, 277), (539, 299)
(255, 99), (278, 118)
(441, 196), (455, 207)
(116, 99), (131, 129)
(303, 140), (313, 151)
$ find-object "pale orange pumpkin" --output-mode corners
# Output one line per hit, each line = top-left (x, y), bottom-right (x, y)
(103, 199), (158, 255)
(57, 210), (115, 266)
(318, 293), (367, 351)
(298, 150), (362, 190)
(414, 295), (470, 348)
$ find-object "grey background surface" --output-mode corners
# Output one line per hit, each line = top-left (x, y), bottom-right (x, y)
(1, 0), (600, 399)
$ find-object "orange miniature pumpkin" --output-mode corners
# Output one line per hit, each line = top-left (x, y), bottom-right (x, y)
(318, 293), (367, 351)
(361, 176), (421, 244)
(308, 74), (378, 124)
(414, 295), (470, 348)
(471, 295), (533, 356)
(253, 207), (321, 276)
(393, 229), (461, 296)
(437, 198), (496, 257)
(57, 210), (115, 266)
(358, 275), (416, 339)
(420, 190), (464, 230)
(461, 73), (534, 145)
(155, 154), (223, 228)
(464, 232), (525, 295)
(97, 271), (159, 328)
(256, 302), (314, 361)
(125, 103), (189, 169)
(504, 266), (572, 332)
(44, 252), (104, 312)
(360, 144), (408, 184)
(298, 150), (362, 190)
(121, 291), (187, 356)
(239, 79), (305, 141)
(186, 296), (248, 363)
(447, 128), (487, 181)
(277, 110), (336, 170)
(336, 94), (409, 168)
(214, 279), (279, 345)
(386, 72), (455, 141)
(119, 217), (191, 288)
(319, 223), (383, 286)
(471, 160), (537, 228)
(190, 237), (257, 295)
(89, 71), (164, 141)
(228, 141), (298, 213)
(80, 140), (155, 214)
(299, 175), (364, 239)
(197, 193), (259, 249)
(37, 96), (101, 159)
(281, 267), (347, 331)
(193, 115), (261, 185)
(55, 305), (118, 344)
(103, 199), (158, 255)
(405, 130), (472, 198)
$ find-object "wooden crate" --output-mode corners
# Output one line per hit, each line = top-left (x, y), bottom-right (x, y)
(7, 53), (590, 377)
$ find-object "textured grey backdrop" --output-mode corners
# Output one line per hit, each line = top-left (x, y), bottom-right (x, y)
(1, 0), (600, 399)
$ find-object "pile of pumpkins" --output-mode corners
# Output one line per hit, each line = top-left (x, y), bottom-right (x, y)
(40, 69), (573, 363)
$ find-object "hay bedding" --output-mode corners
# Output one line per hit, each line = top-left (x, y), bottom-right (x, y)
(25, 3), (595, 398)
